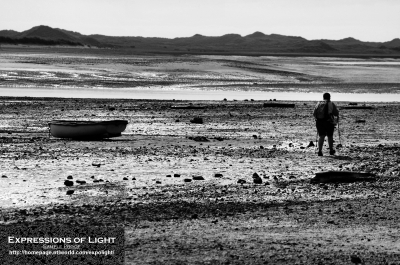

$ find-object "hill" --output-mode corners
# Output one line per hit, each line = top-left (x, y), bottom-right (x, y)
(1, 25), (399, 55)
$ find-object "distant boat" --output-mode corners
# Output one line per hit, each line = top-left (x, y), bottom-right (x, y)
(49, 120), (128, 139)
(340, 106), (374, 110)
(170, 104), (205, 109)
(263, 103), (295, 108)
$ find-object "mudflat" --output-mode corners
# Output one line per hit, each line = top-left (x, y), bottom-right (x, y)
(1, 48), (400, 264)
(0, 97), (399, 264)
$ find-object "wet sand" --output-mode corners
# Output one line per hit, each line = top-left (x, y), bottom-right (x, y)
(1, 97), (400, 264)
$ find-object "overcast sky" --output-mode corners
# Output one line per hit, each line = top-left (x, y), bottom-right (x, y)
(1, 0), (399, 42)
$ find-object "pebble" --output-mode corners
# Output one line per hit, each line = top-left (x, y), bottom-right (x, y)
(307, 141), (315, 147)
(192, 176), (205, 180)
(252, 173), (262, 184)
(184, 179), (192, 183)
(166, 175), (172, 178)
(214, 173), (223, 178)
(174, 174), (181, 178)
(190, 117), (204, 124)
(237, 179), (246, 184)
(1, 175), (7, 178)
(64, 180), (74, 187)
(123, 177), (129, 180)
(66, 190), (74, 195)
(67, 175), (73, 179)
(76, 180), (86, 185)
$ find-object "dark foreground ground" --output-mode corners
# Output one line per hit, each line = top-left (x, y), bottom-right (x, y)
(0, 97), (400, 264)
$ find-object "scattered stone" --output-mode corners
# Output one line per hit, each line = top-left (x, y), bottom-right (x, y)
(289, 143), (293, 147)
(90, 176), (95, 179)
(132, 177), (136, 181)
(252, 173), (262, 184)
(123, 177), (129, 180)
(67, 175), (73, 179)
(190, 117), (204, 124)
(192, 175), (205, 180)
(184, 178), (192, 183)
(237, 179), (246, 184)
(191, 214), (198, 219)
(289, 175), (296, 179)
(307, 141), (315, 147)
(355, 119), (366, 123)
(252, 135), (258, 139)
(66, 190), (74, 195)
(350, 255), (362, 264)
(174, 174), (181, 178)
(166, 175), (172, 178)
(93, 180), (100, 183)
(76, 180), (86, 185)
(1, 175), (7, 178)
(156, 181), (162, 184)
(92, 163), (101, 167)
(64, 180), (74, 187)
(214, 173), (223, 178)
(188, 136), (209, 142)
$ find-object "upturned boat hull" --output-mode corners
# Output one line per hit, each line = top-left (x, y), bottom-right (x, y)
(49, 120), (128, 139)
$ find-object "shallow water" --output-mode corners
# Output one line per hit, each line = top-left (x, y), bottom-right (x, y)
(0, 87), (400, 102)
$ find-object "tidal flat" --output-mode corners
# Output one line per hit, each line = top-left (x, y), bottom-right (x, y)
(0, 48), (400, 264)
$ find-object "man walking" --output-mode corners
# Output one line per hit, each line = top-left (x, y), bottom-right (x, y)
(313, 93), (339, 156)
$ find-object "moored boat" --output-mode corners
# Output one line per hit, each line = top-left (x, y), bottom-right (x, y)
(49, 120), (128, 139)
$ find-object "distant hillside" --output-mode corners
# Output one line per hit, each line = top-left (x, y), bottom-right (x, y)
(1, 25), (400, 55)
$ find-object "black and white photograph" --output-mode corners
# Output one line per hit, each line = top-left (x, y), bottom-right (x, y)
(1, 0), (400, 264)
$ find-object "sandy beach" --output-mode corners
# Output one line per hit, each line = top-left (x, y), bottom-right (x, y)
(1, 48), (400, 264)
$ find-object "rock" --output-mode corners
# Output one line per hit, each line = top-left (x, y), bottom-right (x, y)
(92, 163), (101, 167)
(350, 255), (362, 264)
(156, 181), (162, 184)
(174, 174), (181, 178)
(93, 180), (100, 183)
(311, 171), (376, 184)
(192, 175), (205, 180)
(64, 180), (74, 187)
(131, 177), (136, 180)
(190, 117), (203, 124)
(76, 180), (86, 185)
(355, 119), (366, 123)
(191, 214), (198, 219)
(166, 175), (172, 178)
(252, 135), (258, 139)
(67, 175), (73, 179)
(184, 178), (192, 183)
(214, 173), (223, 178)
(1, 175), (7, 178)
(188, 136), (209, 142)
(66, 190), (74, 195)
(123, 177), (129, 180)
(237, 179), (246, 184)
(252, 173), (262, 184)
(307, 141), (315, 147)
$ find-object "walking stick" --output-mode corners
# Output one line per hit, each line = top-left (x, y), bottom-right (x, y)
(337, 116), (342, 147)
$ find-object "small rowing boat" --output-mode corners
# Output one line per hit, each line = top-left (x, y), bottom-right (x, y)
(49, 120), (128, 139)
